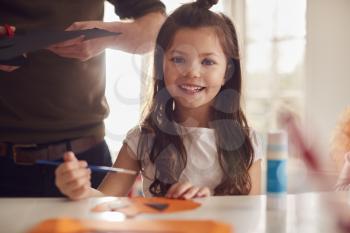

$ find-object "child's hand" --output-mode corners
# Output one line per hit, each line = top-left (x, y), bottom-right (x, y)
(336, 152), (350, 191)
(165, 182), (211, 199)
(55, 152), (92, 200)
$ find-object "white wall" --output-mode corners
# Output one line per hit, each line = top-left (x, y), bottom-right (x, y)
(305, 0), (350, 158)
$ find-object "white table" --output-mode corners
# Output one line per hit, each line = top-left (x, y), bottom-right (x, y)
(0, 192), (349, 233)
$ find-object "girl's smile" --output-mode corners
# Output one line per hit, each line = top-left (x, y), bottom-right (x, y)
(178, 83), (206, 95)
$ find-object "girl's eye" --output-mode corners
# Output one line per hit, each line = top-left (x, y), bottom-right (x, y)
(202, 58), (216, 66)
(171, 57), (185, 64)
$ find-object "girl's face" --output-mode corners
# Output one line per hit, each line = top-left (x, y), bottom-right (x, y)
(163, 27), (227, 110)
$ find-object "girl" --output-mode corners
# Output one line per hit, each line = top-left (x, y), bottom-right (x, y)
(55, 0), (262, 200)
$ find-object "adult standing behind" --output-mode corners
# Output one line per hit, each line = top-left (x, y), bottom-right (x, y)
(0, 0), (166, 197)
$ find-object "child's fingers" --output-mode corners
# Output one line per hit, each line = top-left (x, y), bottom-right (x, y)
(69, 183), (91, 200)
(63, 174), (91, 194)
(58, 171), (91, 197)
(63, 151), (78, 162)
(55, 166), (90, 191)
(57, 159), (88, 175)
(166, 182), (180, 197)
(195, 187), (211, 198)
(166, 182), (192, 198)
(55, 161), (87, 184)
(60, 167), (91, 185)
(182, 186), (200, 199)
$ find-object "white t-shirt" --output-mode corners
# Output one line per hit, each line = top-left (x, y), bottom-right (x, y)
(123, 125), (263, 197)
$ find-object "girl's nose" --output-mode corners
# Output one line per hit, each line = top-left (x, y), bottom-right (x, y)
(183, 61), (201, 78)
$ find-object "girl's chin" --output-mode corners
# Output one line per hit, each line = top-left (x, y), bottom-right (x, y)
(175, 99), (210, 110)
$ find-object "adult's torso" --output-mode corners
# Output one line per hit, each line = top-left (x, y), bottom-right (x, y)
(0, 0), (108, 143)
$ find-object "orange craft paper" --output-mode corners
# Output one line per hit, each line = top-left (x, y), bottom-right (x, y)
(91, 197), (201, 216)
(28, 218), (233, 233)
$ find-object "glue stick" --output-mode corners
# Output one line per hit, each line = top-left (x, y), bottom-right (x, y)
(266, 131), (288, 194)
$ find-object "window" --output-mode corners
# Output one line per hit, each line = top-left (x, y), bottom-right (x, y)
(243, 0), (307, 192)
(104, 2), (142, 158)
(244, 0), (307, 132)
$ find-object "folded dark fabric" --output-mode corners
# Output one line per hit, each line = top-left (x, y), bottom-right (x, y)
(0, 28), (121, 63)
(0, 55), (26, 66)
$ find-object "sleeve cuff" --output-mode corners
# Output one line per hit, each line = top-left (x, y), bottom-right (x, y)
(112, 0), (166, 19)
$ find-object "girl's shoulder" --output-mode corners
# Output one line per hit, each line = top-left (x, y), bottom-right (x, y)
(124, 125), (156, 159)
(125, 125), (155, 139)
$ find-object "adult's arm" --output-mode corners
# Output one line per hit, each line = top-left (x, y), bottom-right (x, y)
(48, 0), (166, 60)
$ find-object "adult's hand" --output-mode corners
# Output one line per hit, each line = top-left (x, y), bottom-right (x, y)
(0, 26), (19, 72)
(47, 21), (113, 61)
(48, 11), (165, 61)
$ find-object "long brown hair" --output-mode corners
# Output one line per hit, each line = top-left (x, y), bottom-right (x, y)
(137, 0), (255, 196)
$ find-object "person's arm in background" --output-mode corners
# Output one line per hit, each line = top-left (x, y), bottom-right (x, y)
(49, 0), (166, 61)
(330, 107), (350, 172)
(335, 152), (350, 191)
(0, 26), (19, 72)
